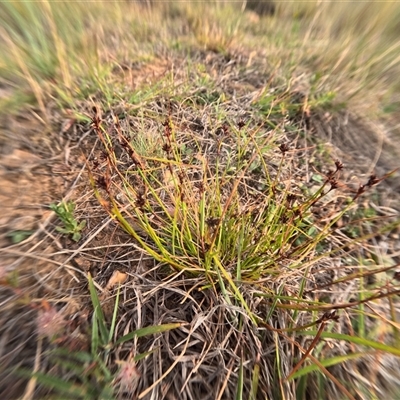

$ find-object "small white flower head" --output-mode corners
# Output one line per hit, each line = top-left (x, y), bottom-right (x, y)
(36, 305), (66, 340)
(114, 360), (141, 394)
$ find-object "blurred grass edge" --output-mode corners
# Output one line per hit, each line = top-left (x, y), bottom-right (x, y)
(0, 0), (399, 120)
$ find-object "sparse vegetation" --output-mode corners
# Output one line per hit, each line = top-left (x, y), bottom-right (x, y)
(1, 1), (400, 399)
(18, 276), (181, 399)
(50, 201), (86, 242)
(6, 230), (35, 244)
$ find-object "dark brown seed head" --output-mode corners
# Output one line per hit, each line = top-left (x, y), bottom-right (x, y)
(335, 160), (344, 171)
(279, 143), (289, 154)
(162, 143), (171, 153)
(329, 177), (339, 190)
(206, 217), (220, 227)
(366, 175), (379, 187)
(136, 194), (146, 208)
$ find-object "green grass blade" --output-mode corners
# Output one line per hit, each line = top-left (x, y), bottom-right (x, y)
(91, 306), (100, 355)
(212, 254), (256, 324)
(236, 356), (244, 400)
(297, 331), (400, 357)
(288, 351), (373, 380)
(133, 347), (159, 362)
(88, 274), (109, 346)
(108, 285), (120, 343)
(17, 370), (86, 398)
(250, 356), (260, 400)
(115, 322), (183, 345)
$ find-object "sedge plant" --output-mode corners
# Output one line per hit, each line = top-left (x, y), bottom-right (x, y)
(88, 106), (399, 323)
(85, 103), (400, 398)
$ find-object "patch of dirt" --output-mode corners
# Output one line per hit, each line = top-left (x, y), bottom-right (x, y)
(0, 121), (62, 258)
(310, 110), (400, 199)
(0, 111), (97, 398)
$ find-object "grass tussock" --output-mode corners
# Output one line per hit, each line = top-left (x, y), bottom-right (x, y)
(81, 94), (400, 399)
